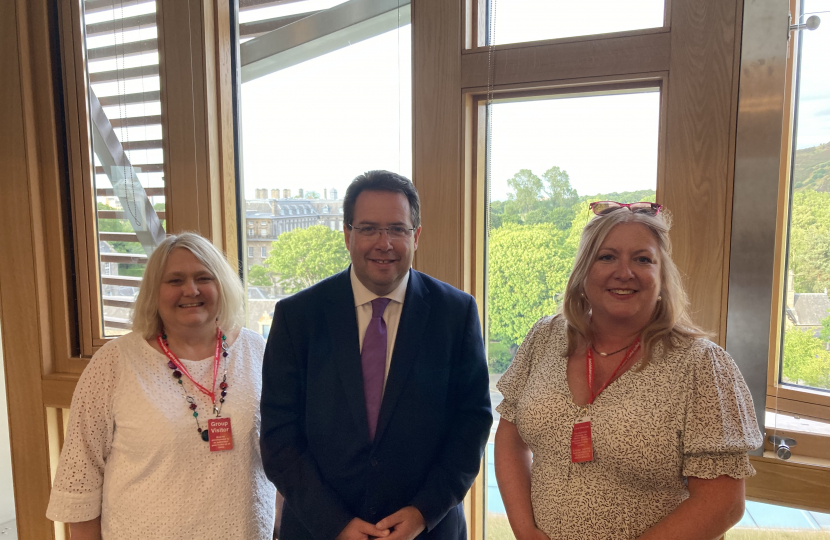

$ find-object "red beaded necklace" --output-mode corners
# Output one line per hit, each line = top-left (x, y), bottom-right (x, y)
(158, 327), (230, 442)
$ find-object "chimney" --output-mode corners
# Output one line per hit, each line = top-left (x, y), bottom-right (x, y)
(298, 188), (304, 199)
(330, 188), (338, 200)
(258, 188), (268, 199)
(323, 189), (328, 200)
(271, 189), (280, 199)
(283, 189), (290, 199)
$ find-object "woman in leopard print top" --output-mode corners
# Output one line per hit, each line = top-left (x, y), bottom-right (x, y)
(494, 204), (762, 540)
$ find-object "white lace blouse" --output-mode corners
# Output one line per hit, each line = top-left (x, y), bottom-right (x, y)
(46, 328), (276, 539)
(496, 316), (763, 540)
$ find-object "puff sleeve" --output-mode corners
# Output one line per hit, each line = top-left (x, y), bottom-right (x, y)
(681, 342), (763, 479)
(46, 340), (121, 522)
(496, 316), (554, 423)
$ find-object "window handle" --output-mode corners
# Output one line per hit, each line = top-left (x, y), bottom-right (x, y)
(789, 14), (821, 33)
(768, 435), (797, 460)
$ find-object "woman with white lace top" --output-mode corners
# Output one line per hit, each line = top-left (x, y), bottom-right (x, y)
(494, 202), (763, 540)
(47, 232), (277, 540)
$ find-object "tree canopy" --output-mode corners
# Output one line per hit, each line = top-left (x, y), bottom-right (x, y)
(247, 265), (273, 287)
(262, 225), (350, 293)
(782, 325), (830, 389)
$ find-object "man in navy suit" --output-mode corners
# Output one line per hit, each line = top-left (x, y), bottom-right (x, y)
(260, 170), (492, 540)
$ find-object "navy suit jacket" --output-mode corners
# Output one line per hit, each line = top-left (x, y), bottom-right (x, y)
(260, 268), (492, 540)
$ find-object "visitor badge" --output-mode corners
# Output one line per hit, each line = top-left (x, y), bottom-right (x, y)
(208, 417), (234, 452)
(570, 417), (593, 463)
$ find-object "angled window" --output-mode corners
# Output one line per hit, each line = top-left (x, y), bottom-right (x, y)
(235, 0), (411, 330)
(77, 0), (167, 341)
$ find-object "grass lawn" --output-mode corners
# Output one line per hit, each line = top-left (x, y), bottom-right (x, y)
(727, 531), (830, 540)
(486, 514), (516, 540)
(486, 514), (830, 540)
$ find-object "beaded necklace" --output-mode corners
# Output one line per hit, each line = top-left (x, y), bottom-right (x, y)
(158, 327), (230, 442)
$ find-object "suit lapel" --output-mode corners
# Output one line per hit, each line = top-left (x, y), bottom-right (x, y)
(374, 270), (430, 443)
(324, 269), (370, 443)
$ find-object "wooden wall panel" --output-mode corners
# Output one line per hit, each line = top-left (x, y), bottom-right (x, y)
(158, 0), (214, 237)
(412, 0), (464, 289)
(0, 0), (59, 536)
(213, 0), (239, 258)
(747, 456), (830, 513)
(662, 0), (740, 340)
(157, 0), (238, 257)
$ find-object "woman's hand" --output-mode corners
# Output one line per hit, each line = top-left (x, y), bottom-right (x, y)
(495, 419), (548, 540)
(69, 517), (102, 540)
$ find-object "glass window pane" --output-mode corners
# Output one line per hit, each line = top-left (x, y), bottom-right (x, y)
(780, 1), (830, 393)
(487, 0), (665, 46)
(82, 1), (168, 337)
(237, 1), (411, 334)
(484, 90), (661, 539)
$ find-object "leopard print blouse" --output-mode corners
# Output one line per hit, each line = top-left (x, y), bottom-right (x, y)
(496, 316), (762, 540)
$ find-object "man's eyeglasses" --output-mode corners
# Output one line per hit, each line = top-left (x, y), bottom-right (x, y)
(589, 201), (663, 216)
(349, 224), (417, 240)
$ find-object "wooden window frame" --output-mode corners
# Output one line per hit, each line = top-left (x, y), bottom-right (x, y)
(764, 0), (830, 425)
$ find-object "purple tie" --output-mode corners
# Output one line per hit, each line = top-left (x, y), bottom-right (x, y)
(362, 297), (391, 441)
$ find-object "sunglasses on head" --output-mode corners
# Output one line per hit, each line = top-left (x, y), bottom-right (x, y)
(589, 201), (663, 216)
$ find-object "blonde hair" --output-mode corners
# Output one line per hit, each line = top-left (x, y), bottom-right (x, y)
(131, 232), (244, 339)
(561, 208), (706, 365)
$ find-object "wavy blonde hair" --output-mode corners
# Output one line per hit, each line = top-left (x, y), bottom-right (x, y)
(561, 208), (707, 365)
(131, 232), (244, 339)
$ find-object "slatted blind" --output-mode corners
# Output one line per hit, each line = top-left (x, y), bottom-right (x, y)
(83, 0), (167, 336)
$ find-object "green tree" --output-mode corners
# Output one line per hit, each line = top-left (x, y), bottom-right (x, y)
(487, 223), (574, 347)
(247, 265), (274, 287)
(487, 341), (515, 374)
(542, 166), (578, 208)
(782, 325), (830, 389)
(263, 225), (350, 293)
(506, 169), (543, 214)
(305, 191), (321, 199)
(788, 190), (830, 293)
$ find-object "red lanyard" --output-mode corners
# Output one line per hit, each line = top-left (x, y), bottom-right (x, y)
(157, 327), (222, 404)
(586, 339), (640, 405)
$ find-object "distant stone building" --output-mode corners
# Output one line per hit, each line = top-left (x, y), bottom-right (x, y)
(786, 293), (830, 337)
(784, 271), (830, 338)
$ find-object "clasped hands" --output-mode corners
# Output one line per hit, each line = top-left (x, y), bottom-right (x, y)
(336, 506), (425, 540)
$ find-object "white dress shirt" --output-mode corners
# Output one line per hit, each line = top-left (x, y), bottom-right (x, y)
(350, 266), (409, 388)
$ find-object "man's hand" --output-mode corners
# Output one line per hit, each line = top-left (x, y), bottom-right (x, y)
(335, 518), (390, 540)
(376, 506), (426, 540)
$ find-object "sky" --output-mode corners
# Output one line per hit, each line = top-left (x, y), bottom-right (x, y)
(794, 0), (830, 150)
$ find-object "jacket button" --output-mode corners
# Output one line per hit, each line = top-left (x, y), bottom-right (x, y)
(371, 458), (379, 467)
(368, 507), (377, 516)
